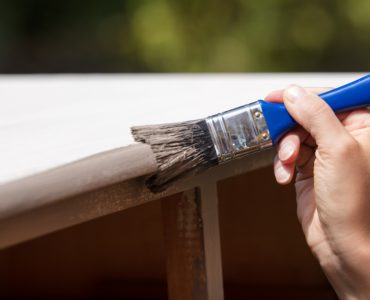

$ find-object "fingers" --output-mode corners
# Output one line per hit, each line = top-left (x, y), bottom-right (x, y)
(283, 85), (351, 147)
(274, 128), (307, 185)
(273, 128), (305, 184)
(268, 85), (350, 185)
(274, 143), (316, 185)
(274, 155), (295, 184)
(341, 108), (370, 127)
(274, 130), (315, 184)
(296, 144), (315, 177)
(265, 90), (285, 103)
(265, 87), (332, 103)
(277, 129), (304, 163)
(276, 126), (311, 164)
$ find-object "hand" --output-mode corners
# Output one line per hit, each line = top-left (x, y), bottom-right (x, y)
(265, 85), (370, 299)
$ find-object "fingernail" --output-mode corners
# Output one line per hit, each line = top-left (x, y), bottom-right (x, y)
(279, 141), (295, 161)
(285, 85), (306, 104)
(275, 165), (290, 183)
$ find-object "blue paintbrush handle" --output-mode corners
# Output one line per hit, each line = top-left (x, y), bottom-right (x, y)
(259, 74), (370, 144)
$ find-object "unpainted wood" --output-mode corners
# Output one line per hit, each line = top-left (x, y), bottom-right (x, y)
(0, 144), (157, 219)
(0, 149), (274, 249)
(162, 189), (208, 300)
(0, 167), (337, 299)
(162, 186), (224, 300)
(199, 182), (224, 300)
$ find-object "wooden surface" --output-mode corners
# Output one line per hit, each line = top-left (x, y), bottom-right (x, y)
(0, 167), (337, 299)
(162, 190), (208, 299)
(162, 187), (224, 300)
(0, 149), (274, 249)
(199, 182), (224, 300)
(0, 144), (157, 219)
(0, 73), (361, 185)
(0, 73), (363, 248)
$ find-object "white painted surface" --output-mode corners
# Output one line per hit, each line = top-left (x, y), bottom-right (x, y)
(0, 73), (363, 184)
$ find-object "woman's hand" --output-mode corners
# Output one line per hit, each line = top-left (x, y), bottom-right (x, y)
(265, 85), (370, 299)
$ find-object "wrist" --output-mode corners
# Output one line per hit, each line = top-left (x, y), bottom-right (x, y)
(313, 235), (370, 299)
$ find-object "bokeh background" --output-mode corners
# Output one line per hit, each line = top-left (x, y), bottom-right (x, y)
(1, 0), (370, 73)
(0, 1), (369, 299)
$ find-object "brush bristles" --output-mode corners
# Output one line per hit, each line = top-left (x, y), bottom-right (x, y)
(131, 119), (218, 192)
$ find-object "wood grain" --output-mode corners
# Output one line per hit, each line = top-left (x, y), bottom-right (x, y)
(0, 74), (362, 248)
(0, 144), (157, 219)
(162, 189), (208, 300)
(162, 184), (224, 300)
(0, 167), (337, 299)
(0, 149), (274, 249)
(199, 182), (224, 300)
(0, 74), (359, 185)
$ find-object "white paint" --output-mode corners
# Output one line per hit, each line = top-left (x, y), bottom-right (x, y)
(0, 73), (363, 184)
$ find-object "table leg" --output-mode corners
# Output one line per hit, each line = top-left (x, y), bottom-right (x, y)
(161, 185), (224, 300)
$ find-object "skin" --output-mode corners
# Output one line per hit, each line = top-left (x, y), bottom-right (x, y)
(265, 85), (370, 299)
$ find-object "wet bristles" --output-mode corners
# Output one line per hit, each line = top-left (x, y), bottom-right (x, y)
(131, 119), (218, 192)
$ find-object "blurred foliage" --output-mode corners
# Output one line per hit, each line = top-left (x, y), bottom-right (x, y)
(0, 0), (369, 73)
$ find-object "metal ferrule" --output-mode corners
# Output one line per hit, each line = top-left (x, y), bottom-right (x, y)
(206, 101), (272, 163)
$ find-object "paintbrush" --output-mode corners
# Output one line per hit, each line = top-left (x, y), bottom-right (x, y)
(132, 74), (370, 192)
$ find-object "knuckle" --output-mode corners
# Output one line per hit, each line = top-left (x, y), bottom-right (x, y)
(333, 138), (359, 158)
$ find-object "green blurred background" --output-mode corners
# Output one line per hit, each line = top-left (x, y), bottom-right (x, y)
(0, 0), (369, 73)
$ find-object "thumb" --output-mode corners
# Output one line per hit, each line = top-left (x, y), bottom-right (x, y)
(283, 85), (350, 147)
